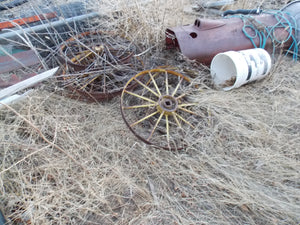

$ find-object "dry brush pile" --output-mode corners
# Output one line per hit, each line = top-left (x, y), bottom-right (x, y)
(0, 0), (299, 224)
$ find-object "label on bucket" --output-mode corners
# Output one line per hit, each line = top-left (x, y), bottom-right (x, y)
(240, 49), (270, 82)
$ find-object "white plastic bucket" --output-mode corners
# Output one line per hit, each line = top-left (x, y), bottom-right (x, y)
(210, 48), (272, 91)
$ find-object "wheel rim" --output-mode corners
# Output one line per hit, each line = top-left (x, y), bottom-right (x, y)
(120, 68), (199, 150)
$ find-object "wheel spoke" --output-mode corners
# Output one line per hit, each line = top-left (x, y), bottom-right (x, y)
(147, 112), (164, 141)
(133, 78), (160, 97)
(72, 51), (94, 63)
(178, 106), (197, 115)
(148, 71), (162, 96)
(131, 111), (159, 127)
(71, 50), (90, 63)
(79, 51), (94, 62)
(172, 77), (183, 97)
(124, 90), (156, 104)
(172, 112), (182, 128)
(165, 114), (170, 147)
(176, 93), (186, 100)
(79, 75), (100, 89)
(123, 103), (156, 110)
(179, 103), (197, 107)
(174, 112), (195, 129)
(145, 72), (159, 86)
(165, 70), (169, 95)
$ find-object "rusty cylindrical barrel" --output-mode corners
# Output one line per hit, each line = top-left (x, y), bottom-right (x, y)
(166, 1), (300, 64)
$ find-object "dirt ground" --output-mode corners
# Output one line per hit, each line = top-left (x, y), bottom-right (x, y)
(0, 0), (299, 224)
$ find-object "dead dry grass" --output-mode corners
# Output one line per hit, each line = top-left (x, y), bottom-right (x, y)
(0, 0), (300, 224)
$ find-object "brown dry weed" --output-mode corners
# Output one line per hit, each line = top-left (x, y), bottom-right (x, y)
(0, 0), (299, 224)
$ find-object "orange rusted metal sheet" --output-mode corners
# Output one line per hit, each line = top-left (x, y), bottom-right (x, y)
(0, 12), (57, 31)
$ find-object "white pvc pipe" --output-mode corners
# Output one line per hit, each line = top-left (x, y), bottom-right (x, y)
(0, 90), (33, 108)
(0, 67), (58, 100)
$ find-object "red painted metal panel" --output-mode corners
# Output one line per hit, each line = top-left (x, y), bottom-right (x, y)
(0, 50), (40, 74)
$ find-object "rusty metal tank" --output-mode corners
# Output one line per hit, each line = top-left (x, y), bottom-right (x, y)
(166, 1), (300, 64)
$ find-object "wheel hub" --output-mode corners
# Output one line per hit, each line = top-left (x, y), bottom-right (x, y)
(157, 95), (178, 115)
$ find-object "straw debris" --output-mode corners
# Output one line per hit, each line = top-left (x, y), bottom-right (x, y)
(0, 0), (299, 224)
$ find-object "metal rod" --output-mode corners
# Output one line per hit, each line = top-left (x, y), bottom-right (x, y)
(0, 12), (100, 42)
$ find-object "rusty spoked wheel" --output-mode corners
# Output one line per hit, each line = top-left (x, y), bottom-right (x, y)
(59, 31), (144, 101)
(120, 69), (199, 150)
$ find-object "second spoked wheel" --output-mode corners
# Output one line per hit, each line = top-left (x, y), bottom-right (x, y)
(59, 31), (143, 101)
(120, 69), (200, 150)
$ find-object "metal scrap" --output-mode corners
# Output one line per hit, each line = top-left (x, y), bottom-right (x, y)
(0, 12), (57, 31)
(166, 1), (300, 64)
(0, 2), (99, 45)
(59, 31), (144, 102)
